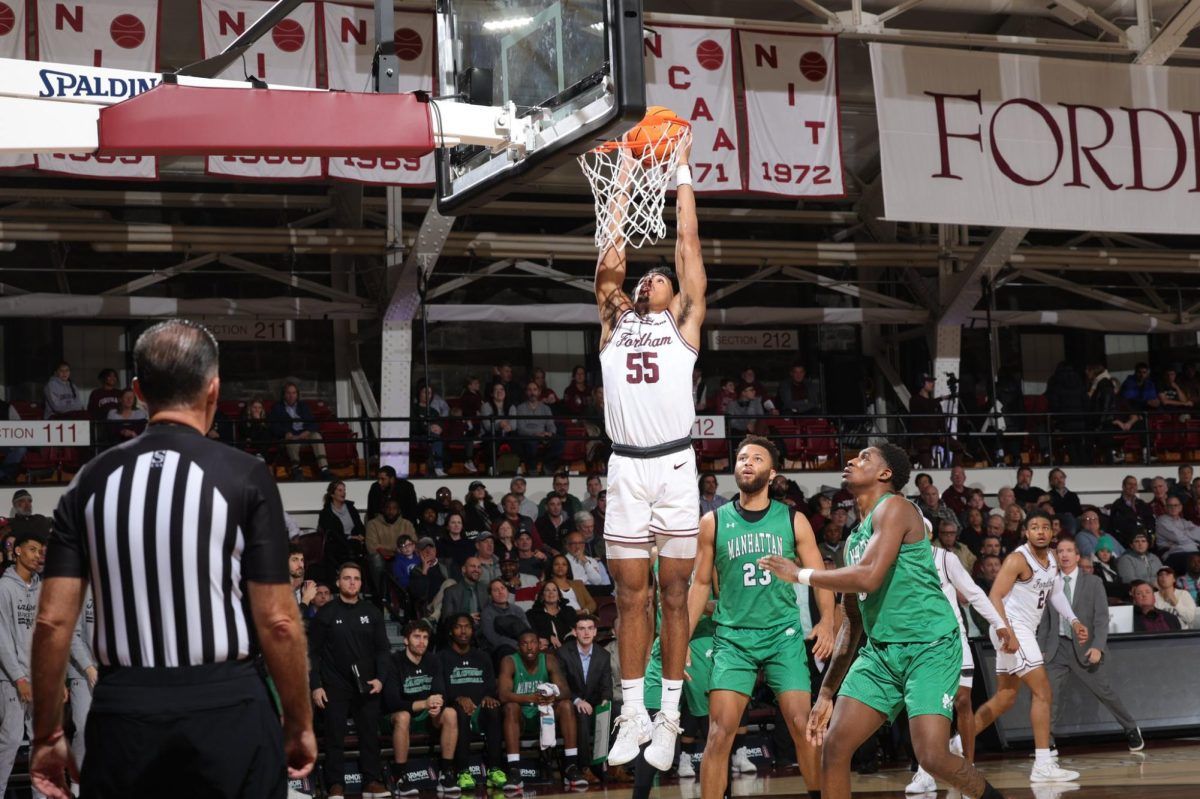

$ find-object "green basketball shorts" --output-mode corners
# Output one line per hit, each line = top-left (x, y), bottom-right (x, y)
(644, 635), (716, 716)
(710, 622), (811, 699)
(838, 632), (962, 722)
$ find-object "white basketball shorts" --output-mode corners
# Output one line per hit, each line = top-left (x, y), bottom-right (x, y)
(604, 450), (699, 560)
(958, 628), (975, 688)
(989, 624), (1043, 677)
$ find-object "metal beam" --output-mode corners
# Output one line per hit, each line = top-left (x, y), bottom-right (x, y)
(1135, 0), (1200, 65)
(790, 0), (843, 27)
(875, 0), (929, 26)
(706, 266), (783, 304)
(937, 227), (1028, 325)
(426, 259), (515, 301)
(1129, 272), (1170, 312)
(0, 294), (372, 318)
(779, 266), (921, 310)
(511, 261), (596, 295)
(1019, 268), (1166, 317)
(100, 253), (217, 296)
(217, 254), (368, 304)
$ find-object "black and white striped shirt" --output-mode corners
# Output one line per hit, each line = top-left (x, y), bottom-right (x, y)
(45, 422), (289, 668)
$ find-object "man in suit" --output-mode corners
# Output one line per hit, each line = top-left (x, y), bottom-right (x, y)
(556, 613), (613, 780)
(441, 558), (488, 629)
(1037, 538), (1143, 752)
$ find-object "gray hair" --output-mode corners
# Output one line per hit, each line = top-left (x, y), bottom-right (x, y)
(133, 319), (219, 410)
(573, 511), (594, 528)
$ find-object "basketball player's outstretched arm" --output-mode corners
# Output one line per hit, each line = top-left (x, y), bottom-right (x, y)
(672, 139), (706, 346)
(806, 592), (863, 747)
(986, 554), (1027, 653)
(792, 510), (837, 661)
(595, 151), (636, 346)
(943, 552), (1014, 649)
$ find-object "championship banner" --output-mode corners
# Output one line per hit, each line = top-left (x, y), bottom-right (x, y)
(0, 0), (34, 170)
(644, 26), (743, 193)
(871, 43), (1200, 235)
(739, 32), (843, 197)
(322, 3), (434, 185)
(35, 0), (158, 179)
(200, 0), (322, 180)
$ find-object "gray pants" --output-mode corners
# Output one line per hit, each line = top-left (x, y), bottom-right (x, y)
(0, 681), (43, 798)
(68, 676), (92, 770)
(1046, 637), (1137, 733)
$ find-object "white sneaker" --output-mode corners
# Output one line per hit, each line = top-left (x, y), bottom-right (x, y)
(1031, 760), (1080, 782)
(607, 711), (652, 766)
(464, 462), (478, 473)
(732, 746), (757, 774)
(949, 733), (964, 757)
(677, 751), (696, 778)
(434, 467), (447, 477)
(644, 710), (683, 771)
(905, 766), (937, 794)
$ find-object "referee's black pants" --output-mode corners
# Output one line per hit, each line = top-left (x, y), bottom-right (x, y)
(323, 687), (384, 789)
(82, 661), (285, 799)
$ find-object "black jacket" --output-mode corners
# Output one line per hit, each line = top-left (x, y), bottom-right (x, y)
(384, 650), (445, 713)
(308, 596), (391, 693)
(368, 480), (419, 523)
(318, 500), (366, 541)
(556, 641), (612, 706)
(437, 646), (497, 705)
(528, 605), (577, 647)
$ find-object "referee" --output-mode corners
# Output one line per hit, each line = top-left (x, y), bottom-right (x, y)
(28, 319), (316, 798)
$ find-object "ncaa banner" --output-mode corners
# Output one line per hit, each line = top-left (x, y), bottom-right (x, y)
(35, 0), (159, 179)
(872, 43), (1200, 235)
(644, 26), (743, 193)
(322, 3), (434, 186)
(201, 0), (322, 180)
(0, 0), (34, 170)
(739, 32), (843, 198)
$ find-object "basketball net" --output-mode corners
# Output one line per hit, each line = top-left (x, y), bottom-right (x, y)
(578, 122), (692, 251)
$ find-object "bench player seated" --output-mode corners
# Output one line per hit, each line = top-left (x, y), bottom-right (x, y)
(497, 630), (588, 792)
(385, 620), (461, 796)
(436, 613), (509, 791)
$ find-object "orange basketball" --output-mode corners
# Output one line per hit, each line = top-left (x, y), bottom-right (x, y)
(624, 106), (687, 164)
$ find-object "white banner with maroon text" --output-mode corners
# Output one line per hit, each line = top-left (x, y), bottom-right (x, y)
(0, 0), (33, 170)
(872, 43), (1200, 235)
(322, 3), (434, 185)
(643, 26), (743, 193)
(200, 0), (322, 180)
(35, 0), (158, 179)
(740, 31), (843, 197)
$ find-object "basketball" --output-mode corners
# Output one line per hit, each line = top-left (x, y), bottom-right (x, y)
(394, 28), (423, 61)
(271, 19), (306, 53)
(109, 14), (146, 50)
(696, 38), (724, 70)
(800, 51), (828, 82)
(624, 106), (687, 164)
(0, 4), (15, 38)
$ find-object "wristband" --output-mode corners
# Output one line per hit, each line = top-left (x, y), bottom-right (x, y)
(675, 164), (693, 186)
(796, 568), (814, 586)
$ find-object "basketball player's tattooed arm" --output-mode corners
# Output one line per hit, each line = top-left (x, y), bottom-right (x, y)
(686, 511), (718, 641)
(671, 137), (706, 344)
(806, 592), (863, 747)
(986, 553), (1029, 654)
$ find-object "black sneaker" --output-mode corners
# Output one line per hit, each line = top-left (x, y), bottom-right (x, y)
(436, 771), (461, 795)
(562, 764), (588, 788)
(394, 774), (419, 797)
(1128, 727), (1145, 752)
(503, 766), (523, 793)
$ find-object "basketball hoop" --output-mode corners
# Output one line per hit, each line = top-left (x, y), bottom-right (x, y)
(578, 107), (692, 250)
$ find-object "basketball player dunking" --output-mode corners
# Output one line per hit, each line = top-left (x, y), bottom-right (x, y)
(597, 139), (707, 771)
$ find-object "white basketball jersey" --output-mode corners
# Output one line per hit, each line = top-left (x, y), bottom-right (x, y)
(931, 547), (966, 637)
(1004, 543), (1059, 630)
(599, 308), (697, 448)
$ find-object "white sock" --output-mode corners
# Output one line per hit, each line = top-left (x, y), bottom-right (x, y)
(565, 748), (578, 758)
(661, 679), (684, 716)
(507, 753), (520, 763)
(1035, 747), (1053, 765)
(622, 678), (645, 716)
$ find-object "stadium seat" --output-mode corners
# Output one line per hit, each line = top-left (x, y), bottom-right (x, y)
(11, 401), (41, 421)
(559, 423), (589, 471)
(318, 421), (359, 474)
(1150, 413), (1184, 459)
(800, 418), (840, 466)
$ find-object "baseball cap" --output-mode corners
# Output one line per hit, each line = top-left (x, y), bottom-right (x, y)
(474, 530), (493, 541)
(12, 489), (30, 503)
(417, 537), (437, 549)
(469, 480), (486, 491)
(1132, 531), (1149, 542)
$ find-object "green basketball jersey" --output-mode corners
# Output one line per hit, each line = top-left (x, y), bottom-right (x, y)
(843, 494), (958, 643)
(510, 653), (549, 695)
(712, 500), (799, 629)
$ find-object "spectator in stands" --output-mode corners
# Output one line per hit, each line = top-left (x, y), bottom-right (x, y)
(268, 382), (333, 480)
(536, 496), (574, 554)
(491, 363), (523, 408)
(479, 383), (517, 474)
(288, 543), (315, 613)
(540, 472), (583, 517)
(385, 619), (461, 795)
(1177, 553), (1200, 601)
(557, 613), (612, 782)
(528, 581), (578, 650)
(415, 501), (443, 541)
(985, 512), (1005, 541)
(510, 477), (539, 519)
(941, 465), (970, 515)
(515, 531), (547, 577)
(1118, 531), (1164, 585)
(573, 509), (605, 563)
(475, 532), (502, 585)
(499, 556), (539, 611)
(1154, 566), (1196, 628)
(1076, 508), (1123, 558)
(1149, 477), (1171, 516)
(451, 379), (483, 476)
(562, 366), (591, 416)
(513, 381), (561, 476)
(699, 472), (728, 516)
(206, 403), (234, 445)
(989, 486), (1016, 519)
(1130, 580), (1181, 632)
(692, 367), (708, 412)
(564, 528), (610, 588)
(908, 373), (947, 467)
(589, 491), (606, 548)
(368, 465), (418, 523)
(1012, 466), (1043, 509)
(412, 384), (448, 478)
(975, 554), (1002, 594)
(87, 368), (122, 421)
(493, 520), (517, 562)
(960, 507), (986, 554)
(1155, 495), (1200, 572)
(410, 537), (454, 617)
(481, 579), (531, 662)
(583, 386), (611, 471)
(1110, 474), (1155, 545)
(498, 631), (585, 790)
(105, 388), (148, 442)
(391, 536), (420, 589)
(581, 474), (603, 512)
(1001, 504), (1025, 552)
(309, 562), (390, 799)
(464, 481), (501, 537)
(708, 378), (737, 415)
(917, 481), (959, 533)
(1187, 477), (1200, 524)
(366, 498), (415, 594)
(1121, 363), (1160, 411)
(1047, 468), (1082, 519)
(438, 511), (475, 570)
(1171, 465), (1194, 502)
(531, 367), (560, 409)
(442, 557), (489, 628)
(237, 399), (273, 460)
(433, 487), (454, 526)
(43, 361), (84, 417)
(777, 363), (821, 415)
(1180, 362), (1200, 403)
(1093, 536), (1126, 599)
(829, 506), (851, 539)
(438, 614), (509, 791)
(318, 480), (365, 568)
(1086, 361), (1120, 448)
(1045, 361), (1089, 464)
(1158, 367), (1192, 409)
(913, 473), (933, 493)
(542, 554), (596, 615)
(935, 519), (976, 573)
(499, 493), (538, 545)
(727, 382), (770, 436)
(459, 375), (485, 419)
(819, 521), (844, 565)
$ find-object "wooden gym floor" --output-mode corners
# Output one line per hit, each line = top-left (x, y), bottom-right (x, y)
(530, 739), (1200, 798)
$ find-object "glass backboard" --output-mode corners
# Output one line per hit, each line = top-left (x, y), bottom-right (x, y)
(435, 0), (645, 214)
